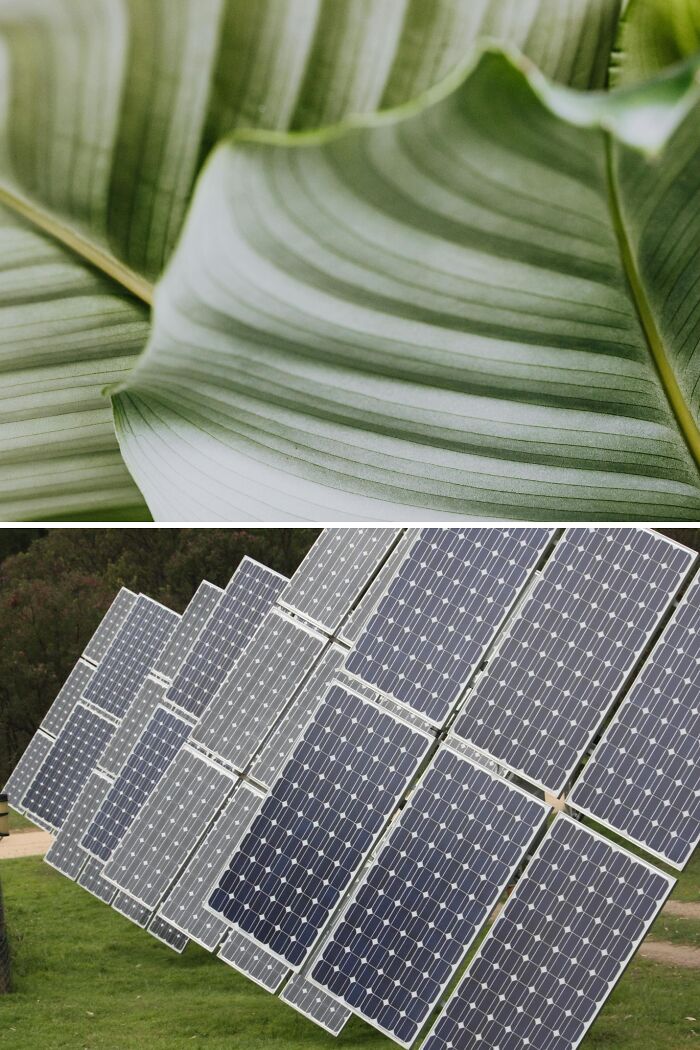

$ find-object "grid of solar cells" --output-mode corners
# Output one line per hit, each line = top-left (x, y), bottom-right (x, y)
(250, 644), (346, 789)
(208, 684), (431, 968)
(78, 857), (117, 904)
(40, 659), (95, 737)
(218, 929), (290, 992)
(2, 730), (54, 810)
(82, 587), (137, 664)
(281, 975), (351, 1036)
(191, 611), (327, 771)
(113, 891), (151, 927)
(570, 574), (700, 869)
(421, 816), (674, 1050)
(153, 581), (223, 681)
(104, 748), (235, 908)
(21, 704), (115, 830)
(82, 706), (192, 862)
(311, 747), (549, 1046)
(98, 678), (166, 778)
(45, 771), (113, 880)
(82, 595), (179, 719)
(165, 558), (286, 718)
(148, 915), (189, 954)
(344, 528), (554, 725)
(338, 531), (419, 646)
(453, 528), (695, 795)
(158, 783), (265, 951)
(279, 528), (401, 633)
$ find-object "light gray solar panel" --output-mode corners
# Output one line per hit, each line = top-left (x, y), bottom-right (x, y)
(280, 976), (352, 1036)
(279, 528), (402, 633)
(82, 595), (179, 719)
(82, 587), (137, 664)
(40, 660), (95, 737)
(3, 730), (54, 811)
(249, 644), (346, 789)
(103, 748), (236, 909)
(45, 771), (113, 880)
(153, 581), (223, 681)
(453, 527), (696, 795)
(338, 530), (419, 646)
(78, 857), (116, 904)
(191, 610), (327, 772)
(158, 782), (264, 951)
(113, 890), (151, 927)
(147, 914), (189, 954)
(98, 678), (167, 779)
(218, 929), (290, 992)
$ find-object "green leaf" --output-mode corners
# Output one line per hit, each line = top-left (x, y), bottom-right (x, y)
(612, 0), (700, 85)
(113, 49), (700, 521)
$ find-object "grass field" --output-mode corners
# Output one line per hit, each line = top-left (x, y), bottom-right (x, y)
(7, 809), (36, 833)
(0, 856), (698, 1049)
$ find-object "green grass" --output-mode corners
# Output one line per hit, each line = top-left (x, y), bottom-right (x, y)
(0, 856), (698, 1050)
(648, 914), (700, 948)
(7, 809), (36, 833)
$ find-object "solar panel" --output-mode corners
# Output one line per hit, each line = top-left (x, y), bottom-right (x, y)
(570, 573), (700, 869)
(344, 528), (554, 726)
(45, 771), (113, 880)
(147, 914), (189, 954)
(82, 595), (180, 719)
(98, 678), (167, 779)
(191, 610), (327, 772)
(310, 746), (550, 1047)
(280, 975), (352, 1036)
(158, 782), (265, 951)
(338, 531), (419, 646)
(420, 816), (674, 1050)
(165, 558), (286, 718)
(78, 856), (117, 905)
(218, 929), (290, 992)
(279, 528), (402, 633)
(82, 587), (137, 664)
(3, 730), (54, 812)
(113, 890), (151, 927)
(81, 706), (192, 862)
(40, 659), (95, 737)
(452, 527), (695, 795)
(207, 683), (431, 968)
(103, 747), (236, 909)
(153, 581), (223, 681)
(249, 644), (346, 789)
(21, 704), (116, 831)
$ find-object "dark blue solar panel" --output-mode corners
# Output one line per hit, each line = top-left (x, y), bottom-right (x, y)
(82, 595), (179, 718)
(165, 558), (286, 718)
(570, 573), (700, 869)
(81, 706), (192, 861)
(344, 528), (553, 725)
(207, 684), (430, 967)
(21, 704), (115, 830)
(421, 816), (674, 1050)
(453, 528), (695, 794)
(311, 746), (549, 1046)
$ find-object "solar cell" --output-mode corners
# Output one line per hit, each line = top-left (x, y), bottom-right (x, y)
(104, 748), (236, 908)
(165, 558), (286, 718)
(453, 527), (695, 795)
(421, 816), (674, 1050)
(153, 581), (223, 681)
(250, 644), (346, 789)
(98, 678), (167, 779)
(21, 704), (115, 831)
(82, 706), (192, 862)
(338, 531), (419, 646)
(113, 890), (151, 927)
(570, 573), (700, 869)
(218, 929), (290, 992)
(82, 595), (179, 719)
(147, 915), (189, 954)
(311, 746), (549, 1046)
(45, 771), (113, 880)
(3, 730), (54, 811)
(207, 683), (431, 968)
(82, 587), (137, 664)
(280, 975), (352, 1036)
(344, 528), (554, 725)
(279, 528), (402, 633)
(158, 783), (265, 951)
(40, 659), (95, 737)
(191, 610), (327, 771)
(78, 857), (117, 904)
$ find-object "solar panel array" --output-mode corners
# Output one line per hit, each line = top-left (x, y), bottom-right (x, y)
(40, 660), (95, 737)
(82, 587), (137, 663)
(5, 526), (700, 1050)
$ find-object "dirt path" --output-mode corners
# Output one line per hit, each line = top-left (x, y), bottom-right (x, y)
(0, 830), (52, 859)
(638, 941), (700, 969)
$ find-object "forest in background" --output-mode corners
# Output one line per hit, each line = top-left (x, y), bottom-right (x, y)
(1, 527), (698, 785)
(0, 528), (319, 783)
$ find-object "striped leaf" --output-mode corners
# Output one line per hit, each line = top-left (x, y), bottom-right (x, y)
(612, 0), (700, 84)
